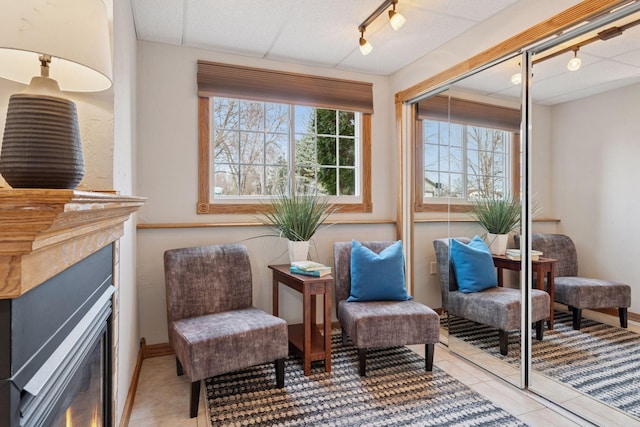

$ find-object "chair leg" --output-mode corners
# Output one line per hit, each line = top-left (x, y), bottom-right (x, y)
(425, 343), (434, 372)
(535, 320), (544, 341)
(189, 380), (200, 418)
(572, 308), (582, 330)
(275, 358), (285, 388)
(342, 327), (348, 346)
(619, 307), (628, 328)
(358, 348), (367, 376)
(499, 330), (509, 355)
(176, 357), (183, 376)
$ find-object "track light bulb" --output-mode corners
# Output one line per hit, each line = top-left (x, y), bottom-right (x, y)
(567, 49), (581, 71)
(567, 56), (581, 71)
(389, 9), (406, 31)
(511, 72), (522, 85)
(359, 36), (373, 55)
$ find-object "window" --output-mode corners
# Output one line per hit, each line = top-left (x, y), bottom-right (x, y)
(212, 98), (360, 198)
(196, 61), (373, 214)
(423, 120), (511, 200)
(415, 95), (520, 212)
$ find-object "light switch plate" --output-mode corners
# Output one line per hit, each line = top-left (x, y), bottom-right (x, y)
(430, 261), (438, 275)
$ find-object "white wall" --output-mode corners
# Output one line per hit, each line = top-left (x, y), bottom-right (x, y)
(72, 90), (114, 190)
(112, 0), (139, 425)
(550, 83), (640, 313)
(135, 41), (397, 344)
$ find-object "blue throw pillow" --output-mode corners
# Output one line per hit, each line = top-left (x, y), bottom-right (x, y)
(347, 240), (412, 302)
(450, 236), (497, 293)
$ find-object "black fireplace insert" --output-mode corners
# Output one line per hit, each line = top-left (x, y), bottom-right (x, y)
(0, 245), (113, 427)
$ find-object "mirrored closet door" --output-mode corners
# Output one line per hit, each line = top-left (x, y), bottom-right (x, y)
(525, 5), (640, 423)
(410, 56), (525, 389)
(405, 2), (640, 425)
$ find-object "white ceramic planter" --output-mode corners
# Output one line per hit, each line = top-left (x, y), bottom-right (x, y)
(486, 233), (509, 255)
(287, 240), (310, 263)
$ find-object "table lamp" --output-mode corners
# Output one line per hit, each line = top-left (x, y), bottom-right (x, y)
(0, 0), (112, 189)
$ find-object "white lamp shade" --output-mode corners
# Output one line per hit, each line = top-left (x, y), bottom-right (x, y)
(359, 38), (373, 56)
(389, 10), (406, 31)
(0, 0), (112, 92)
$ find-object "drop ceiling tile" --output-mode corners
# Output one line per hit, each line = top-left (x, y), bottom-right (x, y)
(412, 0), (519, 22)
(453, 58), (520, 96)
(183, 0), (297, 56)
(266, 2), (374, 68)
(132, 0), (184, 45)
(493, 85), (523, 101)
(612, 48), (640, 68)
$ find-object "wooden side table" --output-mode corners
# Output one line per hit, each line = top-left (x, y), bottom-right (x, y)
(492, 255), (557, 330)
(269, 264), (332, 376)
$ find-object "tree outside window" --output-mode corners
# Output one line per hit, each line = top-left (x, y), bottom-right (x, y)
(212, 97), (359, 198)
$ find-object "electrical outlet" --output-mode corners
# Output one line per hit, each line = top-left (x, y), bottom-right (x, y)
(430, 261), (438, 275)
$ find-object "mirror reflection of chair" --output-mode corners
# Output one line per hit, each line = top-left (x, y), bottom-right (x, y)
(164, 244), (288, 418)
(333, 241), (440, 376)
(527, 233), (631, 330)
(434, 237), (550, 355)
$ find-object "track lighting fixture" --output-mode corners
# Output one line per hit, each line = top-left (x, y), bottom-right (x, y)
(358, 0), (406, 55)
(567, 47), (582, 71)
(359, 30), (373, 56)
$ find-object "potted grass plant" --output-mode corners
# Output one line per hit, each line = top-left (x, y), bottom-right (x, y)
(470, 195), (521, 255)
(259, 190), (334, 263)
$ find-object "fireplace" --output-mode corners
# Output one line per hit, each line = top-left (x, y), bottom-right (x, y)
(1, 245), (113, 427)
(0, 190), (145, 427)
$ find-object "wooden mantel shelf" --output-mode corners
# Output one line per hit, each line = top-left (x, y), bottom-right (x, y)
(0, 189), (146, 299)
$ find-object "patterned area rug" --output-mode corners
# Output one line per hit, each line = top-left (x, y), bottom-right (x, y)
(205, 332), (525, 426)
(448, 310), (640, 418)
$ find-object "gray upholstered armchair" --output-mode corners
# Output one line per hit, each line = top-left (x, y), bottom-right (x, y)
(333, 241), (440, 376)
(164, 244), (288, 418)
(433, 237), (550, 355)
(527, 233), (631, 330)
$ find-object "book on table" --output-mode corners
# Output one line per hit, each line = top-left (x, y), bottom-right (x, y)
(505, 249), (543, 261)
(290, 260), (328, 271)
(289, 266), (332, 277)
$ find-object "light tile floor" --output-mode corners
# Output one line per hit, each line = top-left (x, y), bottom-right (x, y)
(128, 340), (608, 427)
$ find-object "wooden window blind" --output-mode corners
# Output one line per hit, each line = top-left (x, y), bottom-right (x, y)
(417, 95), (520, 132)
(197, 60), (374, 113)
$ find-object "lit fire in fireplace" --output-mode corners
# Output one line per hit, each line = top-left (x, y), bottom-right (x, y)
(64, 405), (101, 427)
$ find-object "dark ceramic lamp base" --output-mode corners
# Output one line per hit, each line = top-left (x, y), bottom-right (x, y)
(0, 93), (84, 189)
